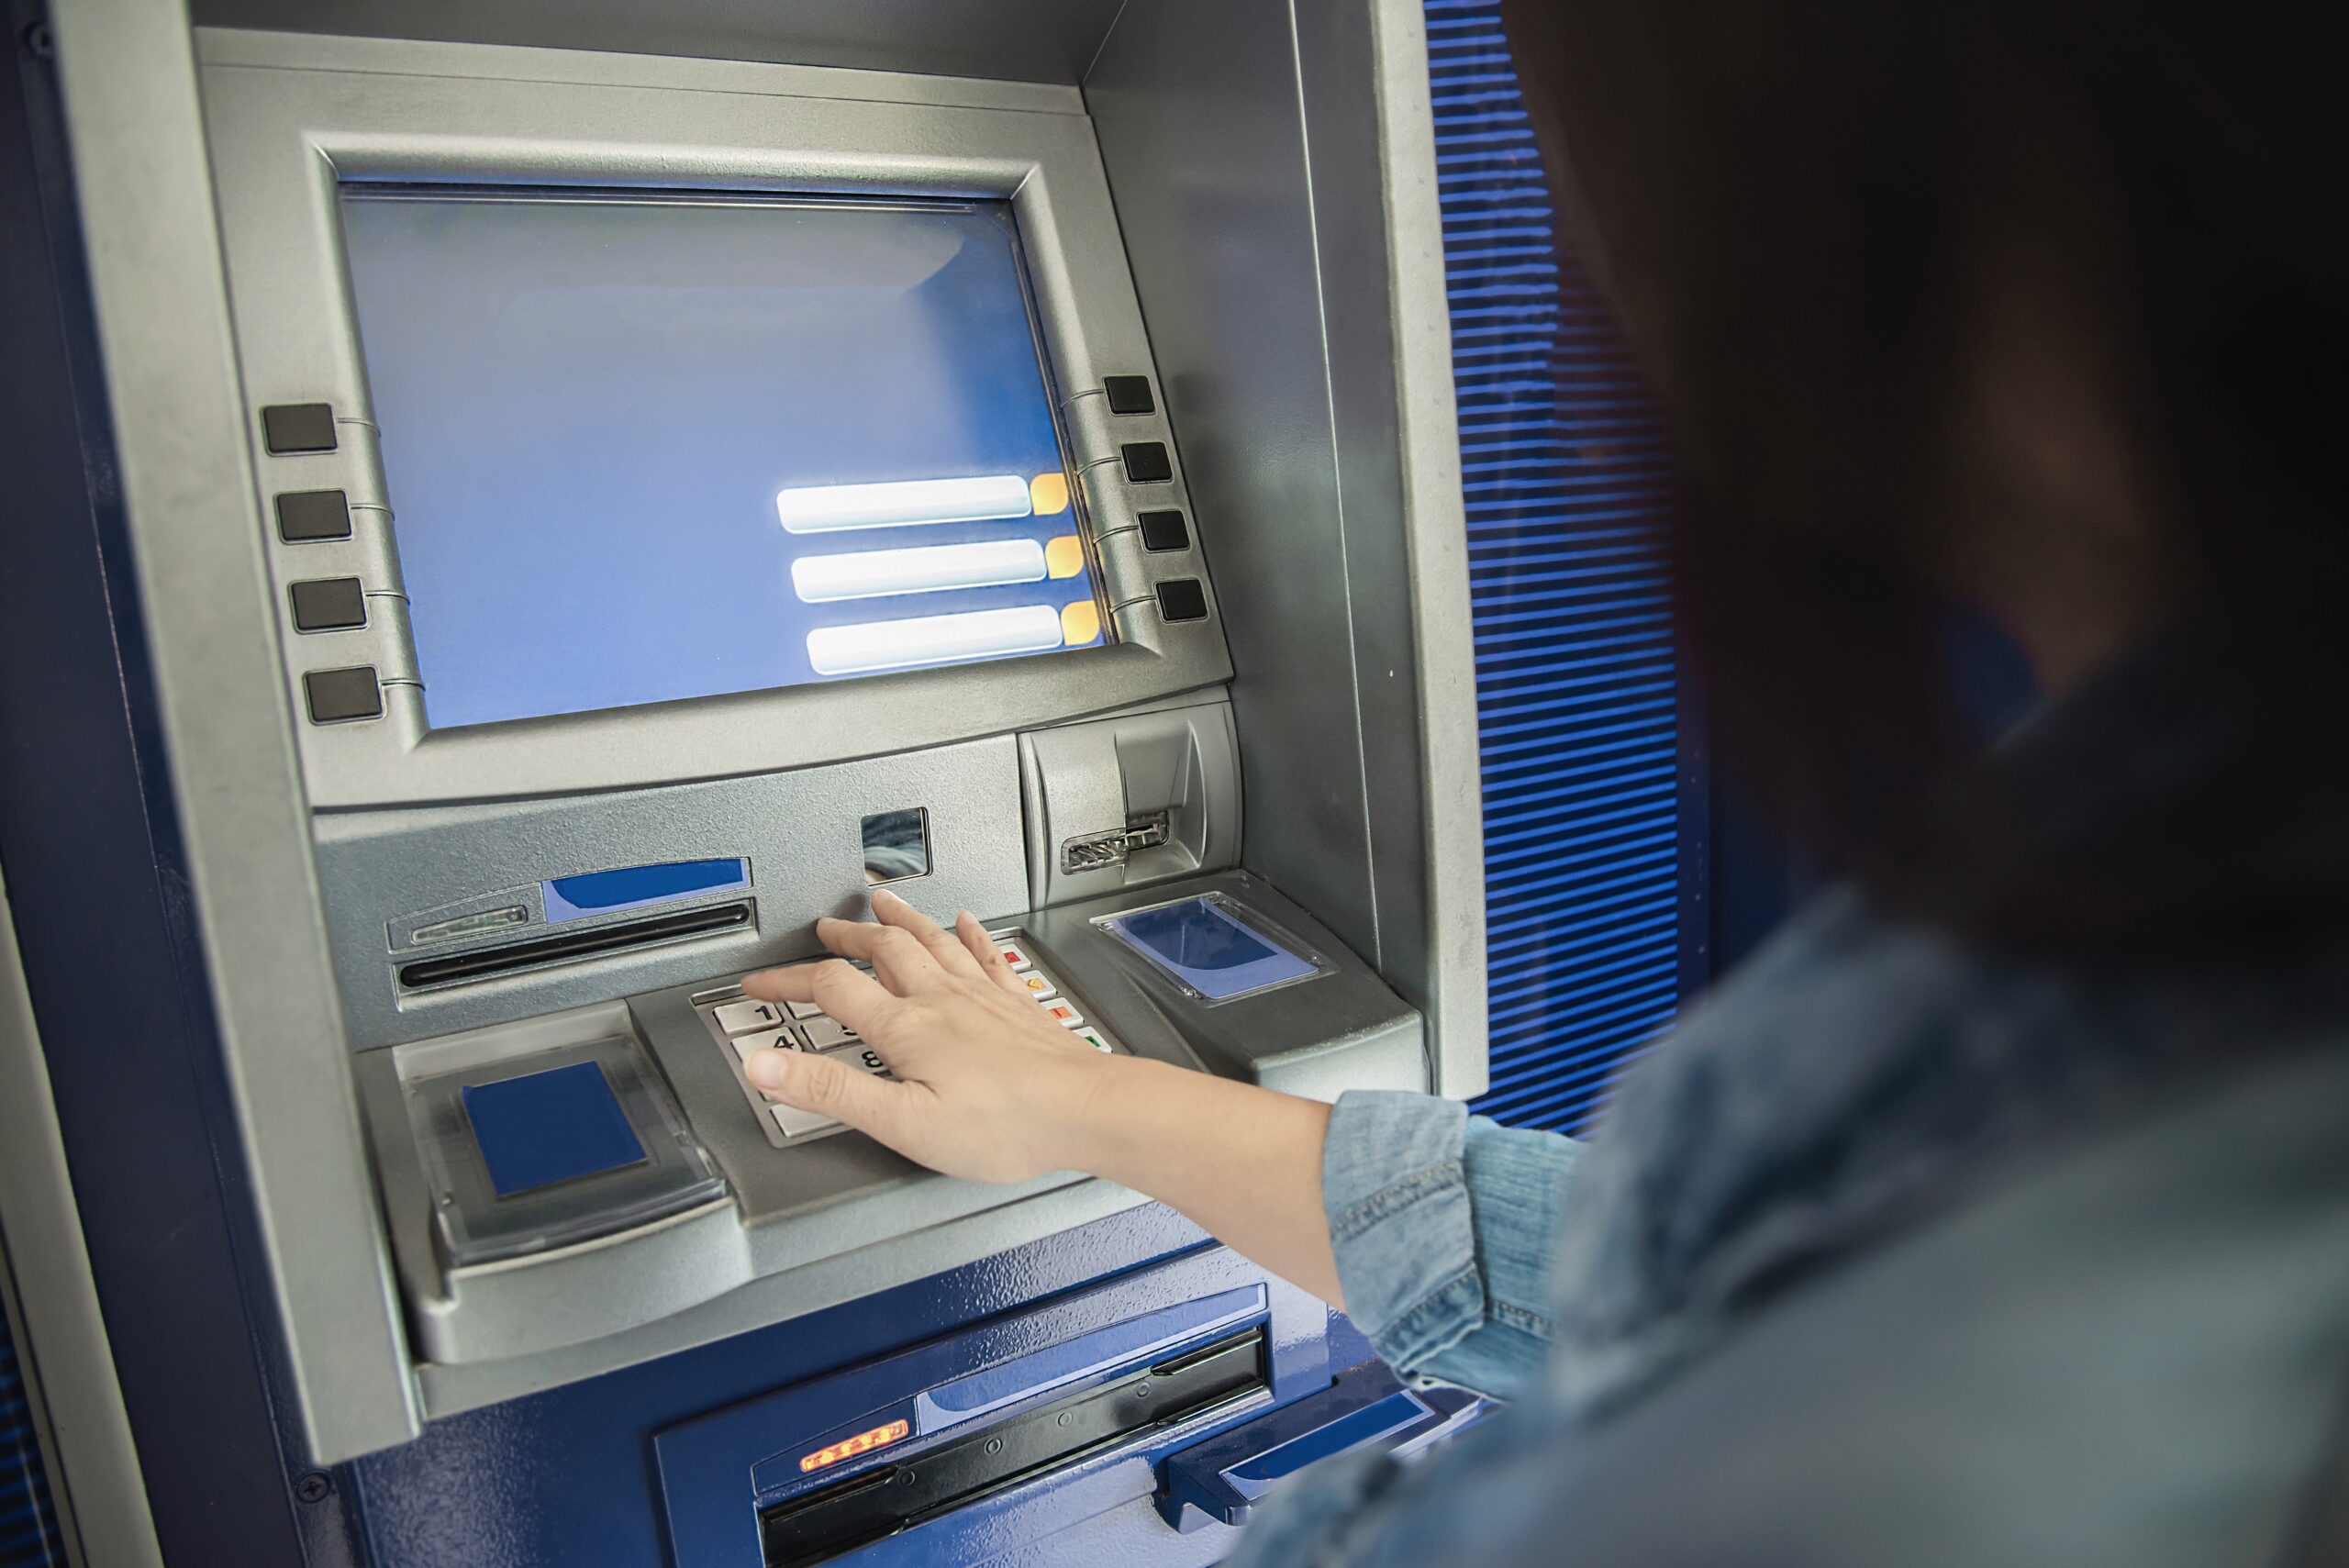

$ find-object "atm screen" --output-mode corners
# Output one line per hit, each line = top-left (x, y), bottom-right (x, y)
(339, 188), (1108, 730)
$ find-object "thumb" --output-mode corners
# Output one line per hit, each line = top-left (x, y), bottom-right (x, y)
(745, 1048), (906, 1140)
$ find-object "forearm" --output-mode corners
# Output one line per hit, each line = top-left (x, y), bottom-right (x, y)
(1052, 1055), (1343, 1307)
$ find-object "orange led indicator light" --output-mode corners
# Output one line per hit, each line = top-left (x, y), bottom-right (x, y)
(799, 1418), (910, 1473)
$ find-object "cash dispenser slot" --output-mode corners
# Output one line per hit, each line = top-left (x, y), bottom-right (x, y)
(395, 900), (752, 990)
(758, 1327), (1268, 1568)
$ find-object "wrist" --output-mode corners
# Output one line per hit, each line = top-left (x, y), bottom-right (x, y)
(1030, 1049), (1166, 1182)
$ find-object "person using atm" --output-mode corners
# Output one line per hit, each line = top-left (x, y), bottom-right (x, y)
(736, 0), (2349, 1561)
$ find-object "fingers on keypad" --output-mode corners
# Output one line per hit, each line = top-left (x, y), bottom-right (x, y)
(702, 931), (1123, 1145)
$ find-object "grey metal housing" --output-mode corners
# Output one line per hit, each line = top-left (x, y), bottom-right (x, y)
(45, 0), (1485, 1465)
(199, 31), (1233, 809)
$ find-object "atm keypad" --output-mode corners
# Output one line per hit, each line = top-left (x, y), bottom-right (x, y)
(696, 933), (1126, 1147)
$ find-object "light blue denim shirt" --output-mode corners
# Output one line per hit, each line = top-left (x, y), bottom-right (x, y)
(1224, 640), (2349, 1566)
(1319, 1095), (1581, 1402)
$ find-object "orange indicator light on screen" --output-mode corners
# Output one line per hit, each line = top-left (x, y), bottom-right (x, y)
(1060, 601), (1102, 646)
(1043, 535), (1085, 579)
(799, 1418), (909, 1473)
(1030, 473), (1072, 516)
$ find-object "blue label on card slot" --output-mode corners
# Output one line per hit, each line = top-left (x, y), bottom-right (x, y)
(541, 858), (748, 923)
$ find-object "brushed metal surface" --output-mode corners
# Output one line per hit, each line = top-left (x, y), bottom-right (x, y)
(1087, 0), (1486, 1094)
(194, 0), (1128, 83)
(43, 0), (1488, 1470)
(354, 868), (1414, 1404)
(314, 735), (1033, 1047)
(199, 31), (1231, 808)
(47, 0), (419, 1464)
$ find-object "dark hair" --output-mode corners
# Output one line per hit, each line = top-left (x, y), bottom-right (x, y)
(1501, 0), (2349, 949)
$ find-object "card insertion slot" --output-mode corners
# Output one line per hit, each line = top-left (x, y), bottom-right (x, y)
(397, 900), (751, 990)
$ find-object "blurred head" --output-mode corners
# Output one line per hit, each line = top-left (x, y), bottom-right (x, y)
(1501, 0), (2349, 947)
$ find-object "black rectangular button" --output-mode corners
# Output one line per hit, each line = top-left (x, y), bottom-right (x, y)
(1139, 509), (1190, 552)
(1121, 442), (1173, 484)
(290, 578), (367, 631)
(276, 489), (351, 543)
(1155, 579), (1208, 622)
(1103, 375), (1155, 416)
(304, 666), (382, 723)
(262, 403), (338, 454)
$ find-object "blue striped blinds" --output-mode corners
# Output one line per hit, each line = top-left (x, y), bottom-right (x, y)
(1427, 0), (1684, 1134)
(0, 1301), (66, 1567)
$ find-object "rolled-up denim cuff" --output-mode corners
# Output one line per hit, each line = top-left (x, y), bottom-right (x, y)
(1323, 1091), (1486, 1376)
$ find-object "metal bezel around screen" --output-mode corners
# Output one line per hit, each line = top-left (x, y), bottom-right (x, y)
(199, 38), (1231, 808)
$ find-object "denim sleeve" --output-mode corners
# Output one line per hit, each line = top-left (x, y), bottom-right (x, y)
(1321, 1090), (1582, 1401)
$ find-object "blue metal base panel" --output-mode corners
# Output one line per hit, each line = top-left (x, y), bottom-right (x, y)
(348, 1207), (1352, 1568)
(659, 1249), (1328, 1567)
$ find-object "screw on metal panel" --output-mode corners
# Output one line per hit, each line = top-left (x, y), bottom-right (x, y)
(22, 19), (54, 58)
(295, 1473), (332, 1504)
(1056, 1411), (1074, 1428)
(1134, 1381), (1153, 1398)
(985, 1438), (1003, 1455)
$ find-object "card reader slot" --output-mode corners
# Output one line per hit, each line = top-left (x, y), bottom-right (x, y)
(397, 900), (751, 990)
(760, 1326), (1267, 1568)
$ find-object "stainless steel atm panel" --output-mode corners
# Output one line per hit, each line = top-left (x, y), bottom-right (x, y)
(44, 0), (1480, 1464)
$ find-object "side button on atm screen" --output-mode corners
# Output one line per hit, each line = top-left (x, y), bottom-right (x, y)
(304, 666), (382, 723)
(290, 576), (367, 632)
(262, 401), (337, 454)
(276, 489), (352, 542)
(1155, 579), (1209, 623)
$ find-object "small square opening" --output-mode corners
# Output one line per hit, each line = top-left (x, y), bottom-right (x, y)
(862, 808), (931, 885)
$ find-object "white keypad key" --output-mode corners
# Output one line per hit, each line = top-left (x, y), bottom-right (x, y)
(1017, 973), (1057, 1002)
(783, 996), (825, 1021)
(730, 1026), (794, 1067)
(713, 998), (784, 1035)
(995, 941), (1033, 973)
(1040, 1001), (1084, 1029)
(772, 1101), (838, 1139)
(1073, 1029), (1115, 1054)
(801, 1016), (859, 1051)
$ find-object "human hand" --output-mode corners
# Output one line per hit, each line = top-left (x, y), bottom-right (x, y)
(738, 889), (1119, 1183)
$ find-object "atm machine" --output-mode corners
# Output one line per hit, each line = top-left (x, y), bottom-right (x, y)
(0, 1), (1488, 1563)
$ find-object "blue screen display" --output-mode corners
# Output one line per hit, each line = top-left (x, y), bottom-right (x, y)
(339, 189), (1107, 730)
(1104, 897), (1320, 1001)
(461, 1062), (647, 1198)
